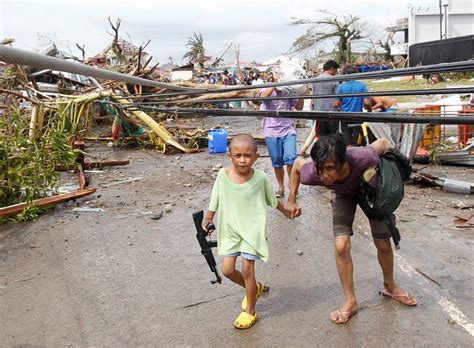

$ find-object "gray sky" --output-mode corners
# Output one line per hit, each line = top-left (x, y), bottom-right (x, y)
(1, 0), (423, 64)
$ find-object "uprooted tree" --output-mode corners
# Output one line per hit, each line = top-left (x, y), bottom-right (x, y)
(290, 11), (368, 63)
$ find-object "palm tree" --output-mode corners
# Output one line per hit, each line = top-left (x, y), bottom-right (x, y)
(183, 32), (206, 66)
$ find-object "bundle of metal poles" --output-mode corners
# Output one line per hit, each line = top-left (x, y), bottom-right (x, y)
(1, 45), (473, 125)
(117, 60), (474, 125)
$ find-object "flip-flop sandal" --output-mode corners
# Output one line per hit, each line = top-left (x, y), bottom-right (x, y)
(330, 309), (358, 324)
(381, 289), (417, 306)
(233, 311), (258, 330)
(241, 282), (269, 311)
(275, 191), (285, 198)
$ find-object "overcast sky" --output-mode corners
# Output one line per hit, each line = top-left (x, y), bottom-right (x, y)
(1, 0), (430, 64)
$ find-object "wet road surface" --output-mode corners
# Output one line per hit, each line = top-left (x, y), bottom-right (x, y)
(1, 116), (473, 346)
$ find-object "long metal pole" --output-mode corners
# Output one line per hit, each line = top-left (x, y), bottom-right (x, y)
(0, 46), (193, 91)
(439, 0), (443, 40)
(2, 45), (474, 97)
(444, 4), (449, 39)
(121, 87), (474, 105)
(129, 106), (474, 125)
(120, 61), (474, 98)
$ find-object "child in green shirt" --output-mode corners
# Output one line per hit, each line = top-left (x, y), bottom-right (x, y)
(203, 133), (290, 330)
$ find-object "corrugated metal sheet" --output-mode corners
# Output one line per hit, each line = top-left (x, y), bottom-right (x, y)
(409, 35), (474, 65)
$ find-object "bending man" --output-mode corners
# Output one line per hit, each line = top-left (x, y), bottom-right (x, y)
(287, 134), (417, 324)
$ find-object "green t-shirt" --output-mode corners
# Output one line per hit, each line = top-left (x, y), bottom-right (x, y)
(209, 168), (277, 262)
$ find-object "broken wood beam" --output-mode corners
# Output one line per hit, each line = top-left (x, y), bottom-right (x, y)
(84, 160), (130, 169)
(73, 141), (88, 190)
(55, 160), (130, 171)
(0, 188), (97, 218)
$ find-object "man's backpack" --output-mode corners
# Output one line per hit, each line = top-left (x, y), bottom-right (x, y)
(357, 148), (411, 249)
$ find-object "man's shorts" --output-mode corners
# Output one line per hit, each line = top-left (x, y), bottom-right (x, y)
(224, 252), (260, 261)
(265, 133), (297, 167)
(331, 193), (391, 240)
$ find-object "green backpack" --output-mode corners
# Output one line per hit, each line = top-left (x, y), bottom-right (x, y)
(357, 149), (411, 249)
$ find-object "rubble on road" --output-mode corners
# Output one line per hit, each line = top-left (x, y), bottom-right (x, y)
(412, 171), (473, 194)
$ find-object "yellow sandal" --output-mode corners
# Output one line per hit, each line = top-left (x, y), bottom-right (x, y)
(241, 282), (269, 311)
(233, 311), (258, 330)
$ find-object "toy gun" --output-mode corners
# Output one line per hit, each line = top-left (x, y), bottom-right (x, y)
(192, 210), (222, 284)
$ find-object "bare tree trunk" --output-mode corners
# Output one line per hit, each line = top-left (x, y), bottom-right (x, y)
(75, 43), (86, 62)
(107, 16), (127, 65)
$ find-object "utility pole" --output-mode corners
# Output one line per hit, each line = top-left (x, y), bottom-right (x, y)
(235, 43), (240, 73)
(443, 3), (449, 39)
(439, 0), (443, 40)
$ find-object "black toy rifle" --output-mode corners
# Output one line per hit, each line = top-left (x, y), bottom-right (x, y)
(192, 210), (222, 284)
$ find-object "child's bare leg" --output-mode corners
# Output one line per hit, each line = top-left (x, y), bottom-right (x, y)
(222, 256), (245, 287)
(241, 259), (257, 315)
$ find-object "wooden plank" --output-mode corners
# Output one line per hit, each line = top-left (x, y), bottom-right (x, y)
(78, 164), (87, 190)
(55, 160), (130, 171)
(83, 160), (130, 169)
(0, 188), (96, 218)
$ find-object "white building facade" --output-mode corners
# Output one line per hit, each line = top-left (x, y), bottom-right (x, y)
(408, 0), (474, 46)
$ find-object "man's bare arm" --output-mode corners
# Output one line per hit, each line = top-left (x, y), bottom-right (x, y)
(299, 125), (316, 156)
(370, 138), (392, 155)
(370, 102), (383, 111)
(363, 98), (372, 112)
(288, 157), (306, 203)
(285, 157), (308, 218)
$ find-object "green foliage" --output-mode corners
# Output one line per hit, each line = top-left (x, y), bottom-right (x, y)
(366, 78), (474, 103)
(183, 32), (206, 65)
(0, 107), (77, 210)
(445, 72), (474, 81)
(16, 205), (53, 222)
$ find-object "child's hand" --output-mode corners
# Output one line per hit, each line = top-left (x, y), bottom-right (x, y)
(282, 208), (293, 219)
(202, 219), (215, 235)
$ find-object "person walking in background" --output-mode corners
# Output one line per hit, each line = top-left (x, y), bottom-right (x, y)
(299, 59), (340, 156)
(266, 72), (275, 83)
(252, 71), (264, 86)
(334, 65), (372, 145)
(260, 75), (304, 198)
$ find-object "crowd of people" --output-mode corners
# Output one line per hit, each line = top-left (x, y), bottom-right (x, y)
(200, 69), (277, 86)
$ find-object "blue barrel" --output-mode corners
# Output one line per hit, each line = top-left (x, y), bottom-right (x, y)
(208, 129), (227, 154)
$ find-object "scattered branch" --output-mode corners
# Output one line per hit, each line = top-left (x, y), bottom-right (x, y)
(75, 43), (86, 61)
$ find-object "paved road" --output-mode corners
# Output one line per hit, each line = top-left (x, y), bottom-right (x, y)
(1, 117), (473, 347)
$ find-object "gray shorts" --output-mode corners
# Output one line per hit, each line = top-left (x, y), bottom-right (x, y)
(331, 193), (391, 240)
(224, 252), (260, 261)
